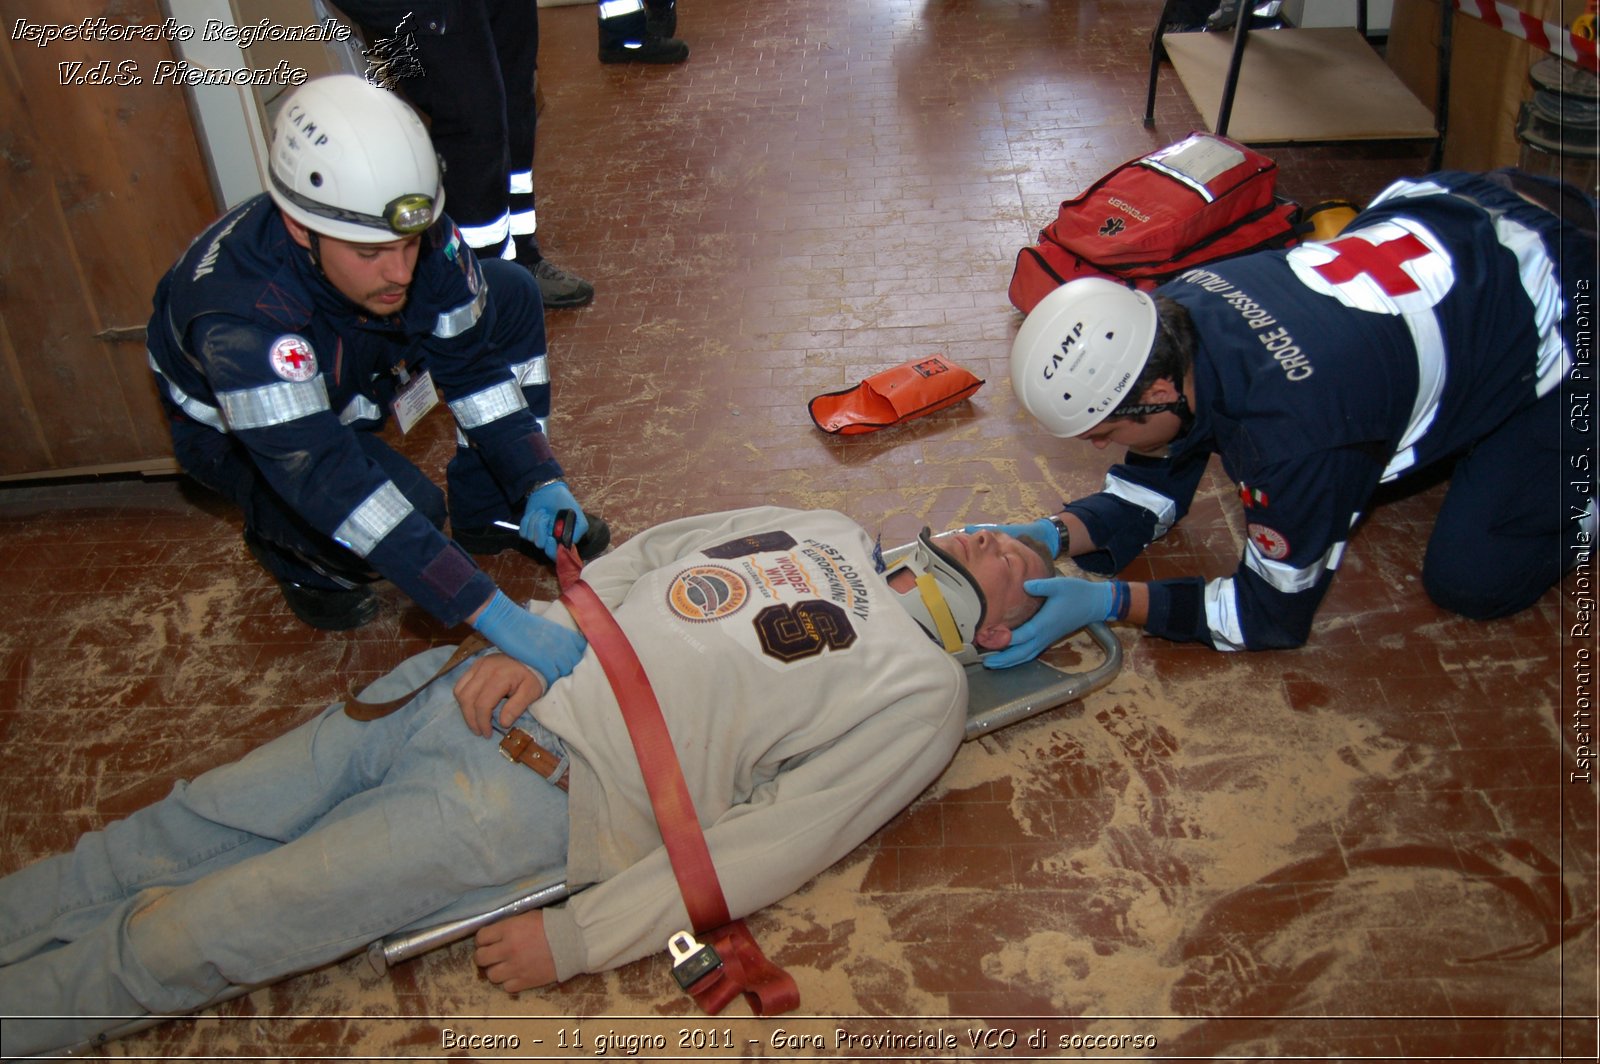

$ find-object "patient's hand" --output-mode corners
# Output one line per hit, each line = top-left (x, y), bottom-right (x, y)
(475, 910), (556, 992)
(455, 653), (548, 738)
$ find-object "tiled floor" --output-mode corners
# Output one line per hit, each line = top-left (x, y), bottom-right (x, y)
(2, 0), (1596, 1059)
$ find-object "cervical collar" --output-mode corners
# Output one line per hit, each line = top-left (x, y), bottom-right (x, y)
(880, 528), (988, 663)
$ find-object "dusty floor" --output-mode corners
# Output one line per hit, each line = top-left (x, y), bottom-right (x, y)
(1, 0), (1596, 1059)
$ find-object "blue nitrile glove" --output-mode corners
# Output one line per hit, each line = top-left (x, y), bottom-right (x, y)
(984, 576), (1124, 670)
(965, 518), (1060, 558)
(471, 590), (588, 687)
(519, 480), (590, 561)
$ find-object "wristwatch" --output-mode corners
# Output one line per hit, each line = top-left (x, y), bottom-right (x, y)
(1045, 513), (1071, 558)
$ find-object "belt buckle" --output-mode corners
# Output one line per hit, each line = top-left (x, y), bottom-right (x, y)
(499, 728), (529, 763)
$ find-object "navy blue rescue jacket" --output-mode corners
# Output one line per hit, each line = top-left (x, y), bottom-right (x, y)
(147, 195), (561, 625)
(1064, 172), (1590, 649)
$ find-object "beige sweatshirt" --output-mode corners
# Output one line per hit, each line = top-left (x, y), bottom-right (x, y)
(529, 506), (967, 979)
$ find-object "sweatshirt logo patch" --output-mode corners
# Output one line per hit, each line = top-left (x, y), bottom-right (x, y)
(269, 335), (318, 382)
(667, 565), (749, 622)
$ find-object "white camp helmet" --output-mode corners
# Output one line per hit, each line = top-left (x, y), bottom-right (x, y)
(267, 75), (444, 244)
(881, 529), (989, 664)
(1010, 277), (1159, 437)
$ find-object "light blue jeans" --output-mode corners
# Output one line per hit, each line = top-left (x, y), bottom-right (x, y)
(0, 647), (570, 1057)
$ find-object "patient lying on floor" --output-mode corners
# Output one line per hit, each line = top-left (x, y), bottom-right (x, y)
(0, 506), (1049, 1055)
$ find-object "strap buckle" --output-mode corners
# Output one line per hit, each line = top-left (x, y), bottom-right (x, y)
(499, 727), (531, 764)
(552, 508), (578, 548)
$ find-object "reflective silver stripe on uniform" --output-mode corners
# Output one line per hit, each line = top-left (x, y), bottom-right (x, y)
(599, 0), (645, 17)
(509, 354), (550, 389)
(434, 284), (488, 339)
(456, 212), (511, 252)
(334, 481), (413, 558)
(1102, 471), (1180, 538)
(338, 392), (383, 426)
(216, 377), (330, 431)
(1366, 177), (1444, 210)
(449, 380), (527, 429)
(1488, 209), (1568, 396)
(508, 168), (536, 236)
(1202, 576), (1246, 651)
(1371, 178), (1569, 396)
(1243, 538), (1341, 594)
(1381, 308), (1447, 482)
(148, 351), (227, 432)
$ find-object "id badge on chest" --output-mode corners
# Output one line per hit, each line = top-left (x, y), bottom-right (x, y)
(393, 367), (439, 434)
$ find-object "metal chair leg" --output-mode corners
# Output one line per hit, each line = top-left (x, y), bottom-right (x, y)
(1144, 0), (1183, 126)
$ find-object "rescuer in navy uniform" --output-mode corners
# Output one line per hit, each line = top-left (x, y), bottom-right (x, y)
(987, 169), (1596, 657)
(146, 75), (607, 681)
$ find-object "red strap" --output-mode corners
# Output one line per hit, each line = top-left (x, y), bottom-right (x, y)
(555, 546), (799, 1016)
(687, 921), (800, 1017)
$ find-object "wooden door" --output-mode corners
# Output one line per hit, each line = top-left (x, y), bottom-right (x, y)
(0, 0), (219, 480)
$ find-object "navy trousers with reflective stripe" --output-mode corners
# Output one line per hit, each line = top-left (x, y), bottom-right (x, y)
(344, 0), (540, 258)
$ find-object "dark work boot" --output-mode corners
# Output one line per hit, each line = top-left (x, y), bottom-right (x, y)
(599, 36), (689, 63)
(245, 530), (379, 631)
(530, 259), (595, 308)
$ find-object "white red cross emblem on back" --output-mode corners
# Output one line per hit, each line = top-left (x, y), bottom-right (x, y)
(1312, 232), (1431, 295)
(1288, 218), (1456, 315)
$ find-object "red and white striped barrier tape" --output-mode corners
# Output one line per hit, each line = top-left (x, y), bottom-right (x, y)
(1453, 0), (1598, 72)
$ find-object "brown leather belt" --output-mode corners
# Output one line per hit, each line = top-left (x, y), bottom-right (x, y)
(343, 634), (569, 792)
(500, 727), (569, 791)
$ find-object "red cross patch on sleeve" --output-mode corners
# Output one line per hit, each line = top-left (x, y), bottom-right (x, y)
(269, 335), (318, 382)
(1247, 523), (1290, 560)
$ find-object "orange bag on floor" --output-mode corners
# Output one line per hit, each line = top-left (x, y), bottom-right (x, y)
(808, 355), (984, 435)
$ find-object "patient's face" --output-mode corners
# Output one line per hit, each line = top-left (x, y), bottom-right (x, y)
(936, 528), (1050, 629)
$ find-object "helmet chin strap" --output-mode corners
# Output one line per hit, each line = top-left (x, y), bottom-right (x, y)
(1110, 389), (1195, 439)
(1112, 311), (1197, 438)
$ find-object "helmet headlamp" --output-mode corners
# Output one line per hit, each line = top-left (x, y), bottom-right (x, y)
(384, 193), (437, 235)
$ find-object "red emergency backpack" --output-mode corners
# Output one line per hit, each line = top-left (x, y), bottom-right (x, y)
(1008, 132), (1304, 313)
